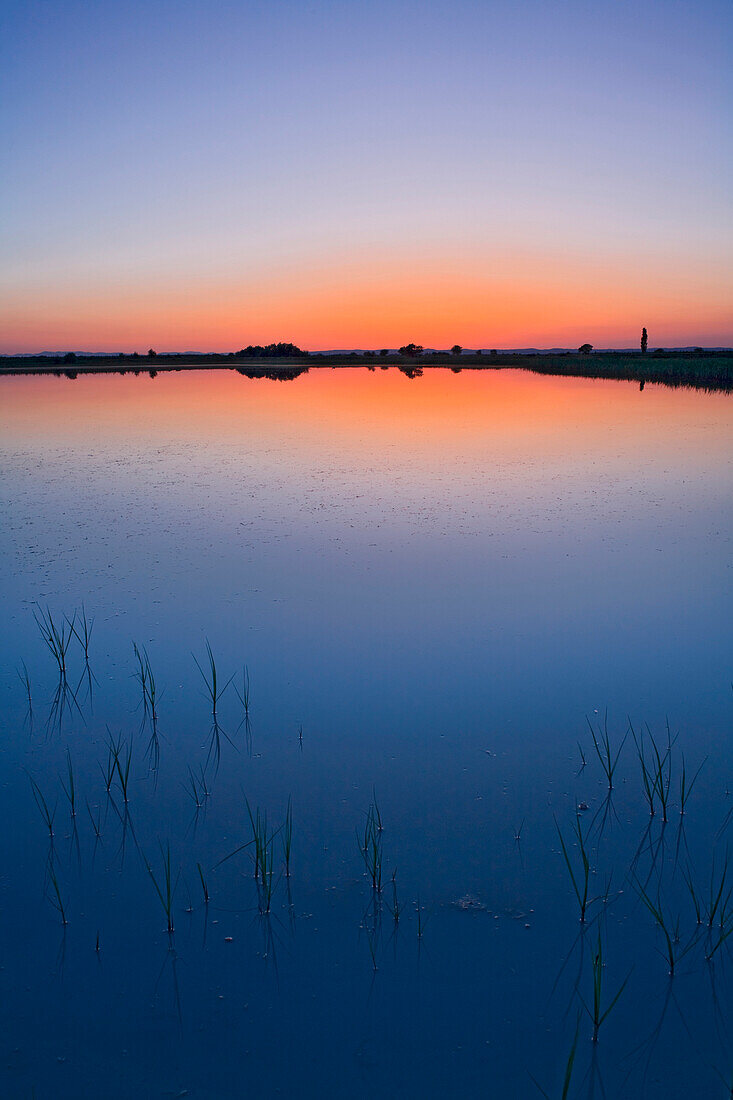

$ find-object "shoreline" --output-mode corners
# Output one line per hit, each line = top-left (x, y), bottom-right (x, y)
(1, 350), (731, 392)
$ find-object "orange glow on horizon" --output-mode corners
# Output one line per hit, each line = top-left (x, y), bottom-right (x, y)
(2, 248), (731, 353)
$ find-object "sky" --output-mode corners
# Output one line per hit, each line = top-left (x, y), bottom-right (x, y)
(1, 0), (731, 352)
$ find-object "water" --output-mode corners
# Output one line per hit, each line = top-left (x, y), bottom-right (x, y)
(0, 367), (731, 1098)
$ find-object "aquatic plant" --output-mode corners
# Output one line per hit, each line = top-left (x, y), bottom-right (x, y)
(214, 797), (279, 914)
(649, 722), (674, 823)
(372, 788), (383, 833)
(29, 775), (56, 838)
(34, 606), (75, 680)
(629, 720), (658, 817)
(357, 800), (383, 892)
(633, 878), (696, 975)
(531, 1016), (580, 1099)
(679, 752), (705, 816)
(17, 659), (32, 715)
(587, 712), (626, 790)
(197, 862), (210, 905)
(100, 729), (122, 792)
(86, 798), (102, 840)
(133, 642), (159, 724)
(366, 928), (378, 971)
(706, 914), (733, 961)
(556, 810), (592, 922)
(416, 894), (426, 938)
(584, 931), (629, 1041)
(133, 642), (148, 709)
(184, 765), (209, 809)
(114, 738), (133, 803)
(60, 748), (76, 818)
(682, 864), (703, 925)
(283, 796), (293, 877)
(193, 640), (233, 719)
(46, 859), (68, 925)
(46, 672), (83, 734)
(235, 800), (278, 911)
(146, 840), (178, 934)
(258, 826), (276, 914)
(70, 604), (94, 665)
(387, 870), (403, 924)
(705, 850), (731, 929)
(235, 663), (251, 722)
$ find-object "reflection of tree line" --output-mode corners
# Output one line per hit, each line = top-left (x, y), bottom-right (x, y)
(5, 335), (731, 391)
(41, 357), (733, 392)
(236, 366), (310, 382)
(54, 365), (311, 382)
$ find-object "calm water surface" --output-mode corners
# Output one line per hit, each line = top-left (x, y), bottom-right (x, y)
(0, 368), (731, 1098)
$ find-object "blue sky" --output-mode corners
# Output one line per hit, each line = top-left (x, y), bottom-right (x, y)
(1, 0), (731, 349)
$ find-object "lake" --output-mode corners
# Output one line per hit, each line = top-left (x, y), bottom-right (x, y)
(1, 367), (731, 1098)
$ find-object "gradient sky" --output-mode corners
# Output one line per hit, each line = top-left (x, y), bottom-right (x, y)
(1, 0), (731, 352)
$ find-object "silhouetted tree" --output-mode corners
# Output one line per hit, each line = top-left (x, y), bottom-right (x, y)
(398, 343), (423, 357)
(379, 348), (389, 356)
(235, 342), (307, 358)
(63, 352), (77, 363)
(641, 328), (648, 354)
(451, 344), (462, 356)
(578, 343), (593, 355)
(148, 348), (157, 358)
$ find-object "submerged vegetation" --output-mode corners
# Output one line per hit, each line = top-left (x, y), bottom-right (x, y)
(8, 601), (733, 1096)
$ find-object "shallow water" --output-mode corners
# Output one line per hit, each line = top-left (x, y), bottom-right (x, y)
(0, 367), (731, 1098)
